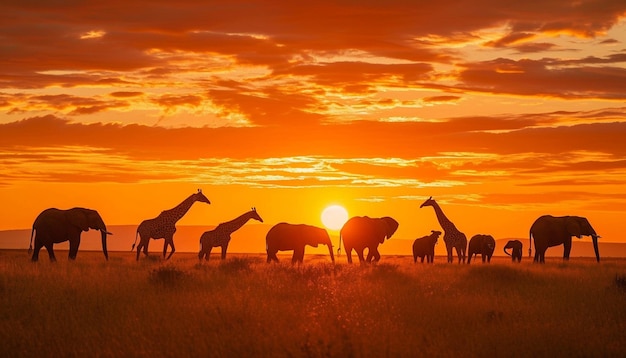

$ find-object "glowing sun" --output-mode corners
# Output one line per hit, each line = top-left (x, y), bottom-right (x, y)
(321, 205), (349, 230)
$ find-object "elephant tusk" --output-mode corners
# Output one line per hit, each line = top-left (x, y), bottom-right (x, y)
(103, 230), (113, 235)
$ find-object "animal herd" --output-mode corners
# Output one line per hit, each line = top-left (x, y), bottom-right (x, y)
(27, 190), (602, 264)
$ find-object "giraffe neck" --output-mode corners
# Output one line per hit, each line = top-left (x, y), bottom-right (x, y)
(161, 194), (197, 224)
(430, 202), (457, 232)
(219, 211), (256, 234)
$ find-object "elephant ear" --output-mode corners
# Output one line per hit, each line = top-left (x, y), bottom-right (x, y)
(565, 217), (583, 238)
(381, 217), (399, 240)
(69, 208), (90, 231)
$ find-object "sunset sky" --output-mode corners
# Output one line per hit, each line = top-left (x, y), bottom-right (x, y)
(1, 1), (626, 254)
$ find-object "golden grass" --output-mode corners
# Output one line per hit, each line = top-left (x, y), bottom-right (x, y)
(1, 250), (625, 357)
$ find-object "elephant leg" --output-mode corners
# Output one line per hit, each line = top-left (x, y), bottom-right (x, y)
(68, 237), (81, 260)
(356, 249), (366, 264)
(267, 249), (278, 263)
(292, 246), (304, 264)
(44, 243), (56, 262)
(31, 240), (44, 262)
(535, 249), (545, 263)
(369, 248), (381, 263)
(346, 248), (353, 264)
(563, 240), (572, 260)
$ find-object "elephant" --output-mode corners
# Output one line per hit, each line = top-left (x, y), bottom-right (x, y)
(412, 230), (441, 263)
(503, 240), (523, 263)
(529, 215), (600, 263)
(28, 207), (112, 262)
(266, 223), (335, 264)
(338, 216), (399, 264)
(467, 234), (495, 264)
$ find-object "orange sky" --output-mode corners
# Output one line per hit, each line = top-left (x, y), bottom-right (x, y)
(1, 1), (626, 254)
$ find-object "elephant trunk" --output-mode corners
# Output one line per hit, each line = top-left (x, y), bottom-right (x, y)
(503, 247), (511, 256)
(327, 243), (335, 263)
(592, 234), (600, 263)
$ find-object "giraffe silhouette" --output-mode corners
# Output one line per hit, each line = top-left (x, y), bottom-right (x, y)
(132, 189), (210, 261)
(420, 196), (467, 263)
(198, 208), (263, 261)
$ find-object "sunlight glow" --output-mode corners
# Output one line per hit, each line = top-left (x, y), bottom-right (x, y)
(80, 30), (105, 39)
(321, 205), (349, 230)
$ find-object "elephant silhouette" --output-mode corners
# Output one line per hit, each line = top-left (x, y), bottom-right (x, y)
(339, 216), (399, 264)
(29, 207), (112, 262)
(529, 215), (600, 263)
(412, 230), (441, 263)
(467, 234), (495, 264)
(503, 240), (523, 262)
(266, 223), (334, 264)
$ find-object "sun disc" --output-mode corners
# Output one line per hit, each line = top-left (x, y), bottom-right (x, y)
(321, 205), (349, 230)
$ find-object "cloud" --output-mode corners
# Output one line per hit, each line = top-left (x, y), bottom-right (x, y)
(458, 57), (626, 99)
(2, 110), (626, 189)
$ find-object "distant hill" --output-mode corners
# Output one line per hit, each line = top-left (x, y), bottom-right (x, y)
(2, 226), (625, 258)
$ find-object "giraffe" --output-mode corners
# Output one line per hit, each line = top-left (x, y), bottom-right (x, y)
(419, 196), (467, 263)
(132, 189), (210, 261)
(198, 208), (263, 261)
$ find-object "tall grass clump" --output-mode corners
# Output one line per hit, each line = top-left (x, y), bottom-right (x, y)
(148, 264), (188, 287)
(217, 256), (256, 273)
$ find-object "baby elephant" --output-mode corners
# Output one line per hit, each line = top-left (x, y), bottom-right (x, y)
(412, 230), (442, 263)
(503, 239), (523, 262)
(467, 234), (496, 264)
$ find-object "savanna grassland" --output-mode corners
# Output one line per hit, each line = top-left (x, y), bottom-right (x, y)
(1, 250), (625, 357)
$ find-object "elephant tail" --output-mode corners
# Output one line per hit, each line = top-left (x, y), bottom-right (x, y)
(131, 230), (139, 251)
(28, 227), (34, 254)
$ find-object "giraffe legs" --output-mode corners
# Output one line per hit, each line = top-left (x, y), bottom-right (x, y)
(163, 237), (175, 260)
(445, 242), (454, 263)
(135, 237), (150, 261)
(220, 243), (229, 260)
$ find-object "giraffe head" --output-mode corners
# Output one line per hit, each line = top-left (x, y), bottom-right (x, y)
(250, 207), (264, 222)
(194, 189), (211, 204)
(420, 196), (435, 208)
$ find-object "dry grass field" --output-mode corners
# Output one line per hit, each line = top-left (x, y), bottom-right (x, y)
(1, 250), (625, 357)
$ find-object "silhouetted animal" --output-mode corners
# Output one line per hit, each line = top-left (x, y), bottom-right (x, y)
(339, 216), (399, 264)
(420, 197), (467, 263)
(412, 230), (441, 263)
(266, 223), (334, 264)
(503, 240), (523, 262)
(199, 208), (263, 261)
(132, 189), (210, 260)
(467, 234), (496, 264)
